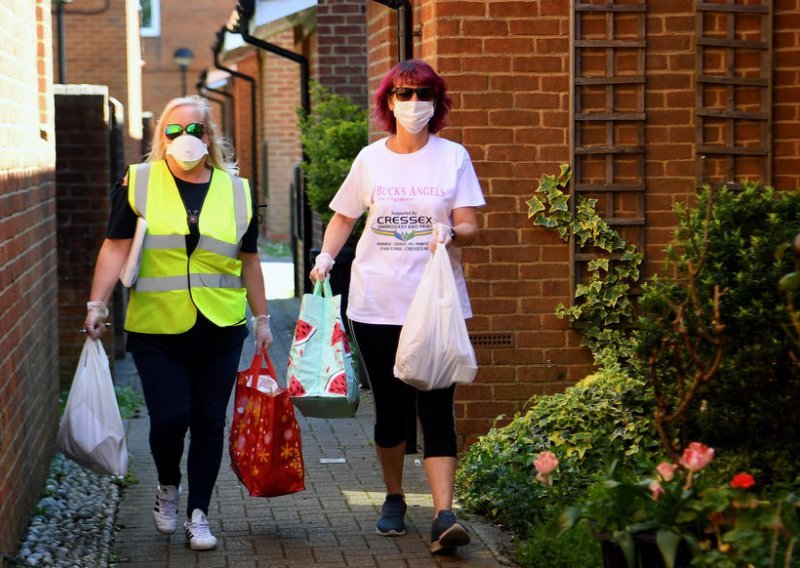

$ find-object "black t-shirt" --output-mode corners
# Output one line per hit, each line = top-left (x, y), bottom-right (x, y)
(108, 167), (259, 355)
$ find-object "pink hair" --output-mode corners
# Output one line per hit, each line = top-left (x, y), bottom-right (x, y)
(373, 60), (452, 134)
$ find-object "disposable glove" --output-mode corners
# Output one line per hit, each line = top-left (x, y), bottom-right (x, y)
(252, 314), (273, 353)
(311, 252), (335, 282)
(84, 301), (109, 339)
(430, 222), (453, 251)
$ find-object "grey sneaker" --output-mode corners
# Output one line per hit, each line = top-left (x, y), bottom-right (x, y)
(152, 484), (181, 535)
(375, 493), (407, 536)
(184, 509), (217, 551)
(430, 509), (470, 554)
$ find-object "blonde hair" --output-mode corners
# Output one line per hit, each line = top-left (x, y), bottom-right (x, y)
(146, 95), (238, 175)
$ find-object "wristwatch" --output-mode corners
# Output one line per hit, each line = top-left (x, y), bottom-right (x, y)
(450, 227), (457, 242)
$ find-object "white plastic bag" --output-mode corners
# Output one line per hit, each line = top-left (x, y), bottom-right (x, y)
(58, 338), (128, 476)
(394, 245), (478, 390)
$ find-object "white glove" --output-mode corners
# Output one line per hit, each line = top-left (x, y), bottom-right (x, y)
(430, 222), (453, 251)
(252, 314), (273, 353)
(84, 301), (109, 339)
(310, 252), (335, 282)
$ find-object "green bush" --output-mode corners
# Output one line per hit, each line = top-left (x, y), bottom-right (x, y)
(296, 83), (368, 223)
(456, 369), (659, 532)
(515, 517), (600, 568)
(637, 183), (800, 482)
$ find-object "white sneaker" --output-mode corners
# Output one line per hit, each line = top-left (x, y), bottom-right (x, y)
(153, 484), (181, 535)
(184, 509), (217, 551)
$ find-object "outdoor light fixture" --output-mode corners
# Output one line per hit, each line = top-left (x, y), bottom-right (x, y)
(173, 47), (195, 96)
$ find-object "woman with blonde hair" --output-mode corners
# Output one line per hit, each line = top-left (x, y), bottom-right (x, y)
(84, 95), (270, 550)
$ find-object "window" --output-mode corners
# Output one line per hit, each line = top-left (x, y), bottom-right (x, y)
(140, 0), (160, 37)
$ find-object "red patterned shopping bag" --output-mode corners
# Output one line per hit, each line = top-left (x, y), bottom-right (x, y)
(229, 350), (305, 497)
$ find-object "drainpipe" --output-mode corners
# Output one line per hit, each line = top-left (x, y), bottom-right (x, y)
(212, 27), (258, 196)
(54, 0), (68, 83)
(197, 70), (236, 148)
(235, 0), (313, 292)
(235, 1), (310, 114)
(370, 0), (413, 61)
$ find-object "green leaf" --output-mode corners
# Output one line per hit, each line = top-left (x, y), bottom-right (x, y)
(778, 271), (800, 292)
(613, 530), (636, 568)
(656, 529), (681, 568)
(526, 196), (546, 217)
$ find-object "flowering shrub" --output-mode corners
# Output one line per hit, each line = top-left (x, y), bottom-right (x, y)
(561, 442), (800, 567)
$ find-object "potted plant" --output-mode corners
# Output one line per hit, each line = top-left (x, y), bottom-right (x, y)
(557, 444), (800, 568)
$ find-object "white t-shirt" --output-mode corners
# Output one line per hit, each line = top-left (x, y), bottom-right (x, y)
(330, 135), (486, 325)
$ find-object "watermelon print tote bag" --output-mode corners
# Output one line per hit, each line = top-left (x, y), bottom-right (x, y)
(229, 349), (305, 497)
(286, 279), (360, 418)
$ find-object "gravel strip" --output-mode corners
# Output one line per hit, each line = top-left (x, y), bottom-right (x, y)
(11, 454), (121, 567)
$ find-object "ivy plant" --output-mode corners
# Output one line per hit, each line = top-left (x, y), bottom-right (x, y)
(525, 165), (644, 368)
(456, 369), (659, 533)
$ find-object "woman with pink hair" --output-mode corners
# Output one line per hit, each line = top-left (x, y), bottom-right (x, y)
(310, 60), (485, 555)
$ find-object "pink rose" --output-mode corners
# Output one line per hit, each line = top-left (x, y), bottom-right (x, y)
(649, 479), (664, 501)
(656, 461), (679, 482)
(680, 442), (715, 472)
(533, 451), (559, 475)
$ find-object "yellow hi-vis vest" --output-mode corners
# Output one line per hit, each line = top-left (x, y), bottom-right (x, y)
(125, 160), (252, 334)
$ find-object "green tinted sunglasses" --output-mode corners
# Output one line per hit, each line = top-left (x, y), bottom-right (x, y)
(164, 122), (205, 140)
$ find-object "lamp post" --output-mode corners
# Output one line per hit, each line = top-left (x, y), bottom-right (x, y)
(173, 47), (194, 97)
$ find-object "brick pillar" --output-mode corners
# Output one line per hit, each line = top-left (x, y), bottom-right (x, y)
(54, 86), (116, 389)
(317, 0), (369, 108)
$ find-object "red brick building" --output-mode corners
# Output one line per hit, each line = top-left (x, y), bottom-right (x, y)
(51, 0), (143, 165)
(217, 0), (369, 244)
(0, 0), (59, 556)
(362, 0), (798, 445)
(208, 0), (799, 447)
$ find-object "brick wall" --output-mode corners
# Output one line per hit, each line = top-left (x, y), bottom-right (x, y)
(317, 0), (369, 108)
(773, 0), (800, 191)
(413, 0), (587, 444)
(263, 29), (303, 243)
(53, 0), (142, 165)
(233, 54), (259, 195)
(53, 86), (117, 389)
(364, 0), (799, 449)
(642, 1), (699, 266)
(0, 0), (58, 557)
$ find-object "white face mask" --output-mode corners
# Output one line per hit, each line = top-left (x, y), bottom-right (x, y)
(166, 134), (208, 171)
(392, 100), (435, 134)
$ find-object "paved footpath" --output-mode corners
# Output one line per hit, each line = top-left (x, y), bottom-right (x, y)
(112, 295), (515, 567)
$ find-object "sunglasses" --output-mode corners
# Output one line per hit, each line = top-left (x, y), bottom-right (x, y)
(391, 87), (435, 102)
(164, 123), (205, 140)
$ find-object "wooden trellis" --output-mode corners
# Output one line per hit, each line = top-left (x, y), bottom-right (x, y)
(695, 1), (773, 188)
(571, 0), (647, 288)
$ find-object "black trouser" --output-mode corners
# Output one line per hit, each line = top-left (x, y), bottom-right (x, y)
(350, 320), (457, 458)
(133, 344), (241, 517)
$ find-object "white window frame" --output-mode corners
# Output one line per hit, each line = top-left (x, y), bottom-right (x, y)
(140, 0), (160, 37)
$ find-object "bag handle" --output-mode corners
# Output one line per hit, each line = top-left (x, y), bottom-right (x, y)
(247, 348), (279, 386)
(312, 278), (334, 298)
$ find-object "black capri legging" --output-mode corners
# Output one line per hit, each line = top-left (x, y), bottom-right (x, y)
(350, 320), (457, 458)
